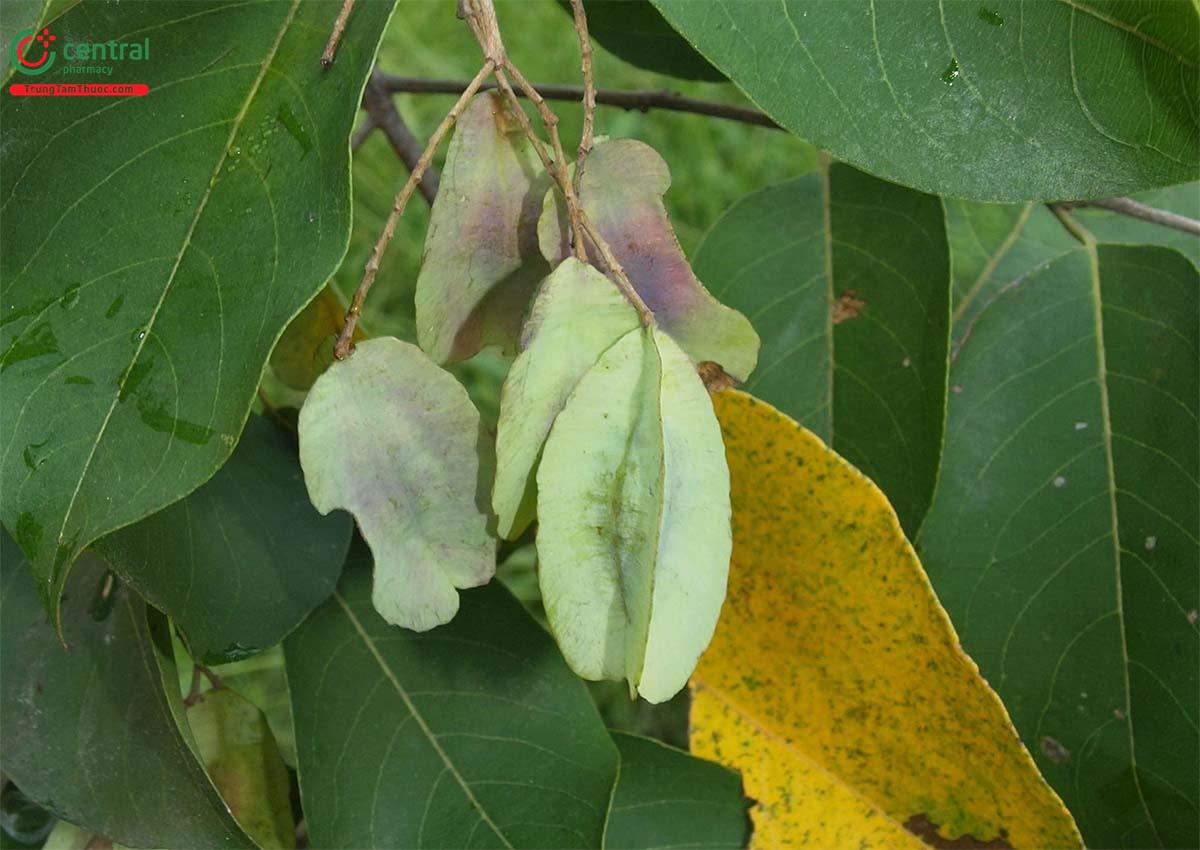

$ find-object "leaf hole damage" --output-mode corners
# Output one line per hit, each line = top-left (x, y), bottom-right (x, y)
(903, 814), (1012, 849)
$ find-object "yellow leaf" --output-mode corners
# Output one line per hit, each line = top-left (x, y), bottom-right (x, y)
(694, 390), (1081, 849)
(271, 285), (364, 391)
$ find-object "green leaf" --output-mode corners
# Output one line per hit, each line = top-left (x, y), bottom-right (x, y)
(92, 415), (351, 664)
(536, 326), (730, 703)
(918, 239), (1199, 848)
(416, 91), (553, 364)
(189, 688), (295, 850)
(943, 201), (1077, 342)
(283, 553), (620, 849)
(298, 337), (495, 631)
(604, 732), (750, 850)
(1072, 183), (1200, 266)
(539, 139), (759, 381)
(557, 0), (724, 81)
(0, 532), (253, 848)
(651, 0), (1200, 201)
(493, 258), (640, 540)
(0, 0), (393, 622)
(692, 163), (950, 535)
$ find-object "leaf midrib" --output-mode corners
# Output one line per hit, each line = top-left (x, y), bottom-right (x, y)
(332, 591), (514, 849)
(1080, 231), (1165, 847)
(51, 0), (302, 607)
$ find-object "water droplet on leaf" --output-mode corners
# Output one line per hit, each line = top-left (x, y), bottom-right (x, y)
(978, 7), (1005, 25)
(941, 58), (960, 86)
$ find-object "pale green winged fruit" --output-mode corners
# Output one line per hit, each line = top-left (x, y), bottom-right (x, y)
(492, 258), (641, 539)
(415, 91), (552, 364)
(535, 324), (732, 703)
(539, 138), (759, 381)
(298, 337), (496, 630)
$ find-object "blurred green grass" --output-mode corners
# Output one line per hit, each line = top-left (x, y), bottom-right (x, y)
(333, 0), (817, 356)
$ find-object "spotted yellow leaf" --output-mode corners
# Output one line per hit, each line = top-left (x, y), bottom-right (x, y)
(694, 390), (1082, 849)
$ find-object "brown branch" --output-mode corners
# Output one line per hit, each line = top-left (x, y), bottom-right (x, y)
(1072, 196), (1200, 237)
(569, 0), (596, 224)
(182, 663), (225, 707)
(334, 61), (495, 360)
(351, 118), (375, 152)
(375, 73), (781, 129)
(321, 0), (356, 69)
(361, 75), (440, 205)
(257, 386), (297, 434)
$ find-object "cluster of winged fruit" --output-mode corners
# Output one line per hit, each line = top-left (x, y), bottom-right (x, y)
(298, 93), (760, 702)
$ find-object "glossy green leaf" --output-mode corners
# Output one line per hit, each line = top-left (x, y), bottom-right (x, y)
(493, 258), (640, 540)
(283, 552), (619, 849)
(0, 0), (393, 623)
(92, 415), (351, 664)
(652, 0), (1200, 200)
(416, 91), (553, 364)
(537, 326), (730, 703)
(943, 201), (1077, 342)
(0, 532), (252, 849)
(298, 337), (495, 631)
(189, 688), (295, 849)
(918, 241), (1199, 848)
(692, 163), (949, 535)
(558, 0), (724, 81)
(539, 139), (759, 381)
(605, 732), (750, 850)
(1072, 183), (1200, 266)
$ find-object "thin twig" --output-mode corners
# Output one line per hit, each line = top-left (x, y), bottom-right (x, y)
(459, 0), (652, 324)
(199, 664), (224, 690)
(375, 73), (780, 129)
(1072, 196), (1200, 237)
(321, 0), (355, 69)
(498, 58), (587, 257)
(335, 61), (495, 360)
(257, 386), (297, 434)
(183, 666), (204, 707)
(569, 0), (596, 237)
(361, 75), (440, 205)
(458, 0), (584, 250)
(182, 663), (225, 707)
(579, 210), (653, 324)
